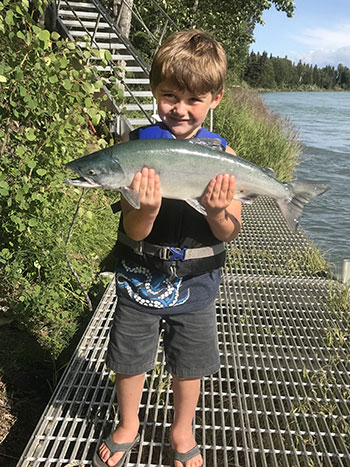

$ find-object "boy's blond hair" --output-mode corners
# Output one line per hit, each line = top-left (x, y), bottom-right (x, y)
(150, 29), (227, 97)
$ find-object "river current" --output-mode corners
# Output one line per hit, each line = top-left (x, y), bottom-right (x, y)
(261, 91), (350, 276)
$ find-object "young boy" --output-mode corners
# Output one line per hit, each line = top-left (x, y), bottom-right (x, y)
(93, 29), (242, 467)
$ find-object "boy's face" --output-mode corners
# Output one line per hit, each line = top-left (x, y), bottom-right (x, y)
(152, 80), (223, 139)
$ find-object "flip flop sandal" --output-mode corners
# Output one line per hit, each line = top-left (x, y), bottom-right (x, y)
(92, 432), (140, 467)
(171, 444), (203, 466)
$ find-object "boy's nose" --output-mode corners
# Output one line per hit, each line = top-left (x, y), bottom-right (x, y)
(173, 101), (187, 116)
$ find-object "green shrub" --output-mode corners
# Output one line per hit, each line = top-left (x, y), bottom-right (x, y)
(0, 0), (120, 359)
(213, 88), (302, 181)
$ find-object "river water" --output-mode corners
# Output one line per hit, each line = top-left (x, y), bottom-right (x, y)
(261, 92), (350, 276)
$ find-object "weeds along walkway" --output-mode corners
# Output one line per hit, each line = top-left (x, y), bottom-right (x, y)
(17, 198), (350, 467)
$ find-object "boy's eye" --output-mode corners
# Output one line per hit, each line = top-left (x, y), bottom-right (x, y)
(163, 93), (176, 99)
(190, 96), (205, 104)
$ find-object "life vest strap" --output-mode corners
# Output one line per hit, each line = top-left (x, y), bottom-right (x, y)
(117, 232), (225, 261)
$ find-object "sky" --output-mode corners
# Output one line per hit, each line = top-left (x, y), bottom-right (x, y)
(250, 0), (350, 67)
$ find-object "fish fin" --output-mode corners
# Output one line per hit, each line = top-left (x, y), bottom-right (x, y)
(186, 199), (208, 216)
(234, 193), (259, 204)
(188, 138), (225, 151)
(119, 187), (140, 209)
(276, 182), (329, 233)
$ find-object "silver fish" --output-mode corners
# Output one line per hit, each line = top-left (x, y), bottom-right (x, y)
(65, 138), (329, 232)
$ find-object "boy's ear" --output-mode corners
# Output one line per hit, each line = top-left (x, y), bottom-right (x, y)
(210, 90), (224, 110)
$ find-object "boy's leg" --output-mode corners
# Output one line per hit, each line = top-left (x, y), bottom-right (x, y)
(100, 301), (161, 464)
(163, 304), (220, 466)
(171, 375), (203, 467)
(98, 372), (145, 466)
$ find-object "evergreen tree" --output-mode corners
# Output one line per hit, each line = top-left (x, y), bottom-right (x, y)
(244, 52), (350, 90)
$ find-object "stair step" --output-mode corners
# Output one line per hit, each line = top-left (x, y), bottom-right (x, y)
(124, 78), (150, 84)
(89, 56), (139, 65)
(124, 66), (145, 73)
(70, 30), (123, 40)
(123, 104), (155, 111)
(59, 1), (95, 8)
(129, 118), (153, 126)
(123, 90), (153, 97)
(76, 41), (131, 53)
(62, 20), (111, 29)
(58, 9), (99, 19)
(98, 70), (149, 84)
(95, 65), (138, 73)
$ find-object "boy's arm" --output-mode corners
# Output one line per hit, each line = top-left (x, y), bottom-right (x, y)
(200, 173), (241, 243)
(119, 132), (162, 241)
(122, 168), (240, 243)
(201, 141), (241, 242)
(121, 139), (240, 242)
(122, 167), (162, 241)
(202, 144), (241, 242)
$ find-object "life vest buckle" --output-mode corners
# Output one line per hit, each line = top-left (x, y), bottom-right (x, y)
(160, 246), (187, 261)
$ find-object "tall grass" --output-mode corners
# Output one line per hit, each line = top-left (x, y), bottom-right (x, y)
(213, 88), (303, 182)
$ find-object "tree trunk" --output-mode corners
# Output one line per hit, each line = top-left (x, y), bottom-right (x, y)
(113, 0), (134, 38)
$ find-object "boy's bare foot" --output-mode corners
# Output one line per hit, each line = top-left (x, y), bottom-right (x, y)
(98, 423), (139, 466)
(171, 427), (203, 467)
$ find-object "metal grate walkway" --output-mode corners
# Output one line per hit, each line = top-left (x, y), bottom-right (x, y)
(17, 199), (350, 466)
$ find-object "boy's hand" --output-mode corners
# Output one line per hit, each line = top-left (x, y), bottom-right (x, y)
(122, 167), (162, 241)
(200, 173), (241, 243)
(127, 167), (162, 218)
(200, 173), (235, 218)
(129, 167), (162, 214)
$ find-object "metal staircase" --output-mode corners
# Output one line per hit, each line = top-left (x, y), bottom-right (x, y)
(53, 0), (178, 136)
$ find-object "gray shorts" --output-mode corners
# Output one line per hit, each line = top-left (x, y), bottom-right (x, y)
(106, 300), (220, 378)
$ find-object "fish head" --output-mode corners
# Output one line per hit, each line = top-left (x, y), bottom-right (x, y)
(65, 148), (126, 190)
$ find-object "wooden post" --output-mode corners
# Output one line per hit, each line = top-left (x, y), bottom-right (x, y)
(342, 259), (350, 284)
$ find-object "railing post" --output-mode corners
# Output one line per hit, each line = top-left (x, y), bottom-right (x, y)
(44, 1), (57, 31)
(342, 259), (350, 284)
(157, 18), (169, 51)
(91, 13), (101, 46)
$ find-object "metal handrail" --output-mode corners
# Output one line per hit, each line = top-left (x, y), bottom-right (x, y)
(90, 0), (151, 74)
(54, 0), (180, 131)
(55, 0), (155, 126)
(116, 0), (179, 47)
(55, 6), (134, 132)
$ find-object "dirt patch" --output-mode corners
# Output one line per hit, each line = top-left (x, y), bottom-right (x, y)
(0, 324), (52, 467)
(0, 380), (17, 445)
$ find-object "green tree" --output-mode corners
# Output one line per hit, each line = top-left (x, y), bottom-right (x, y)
(244, 51), (261, 87)
(101, 0), (296, 81)
(318, 65), (336, 89)
(160, 0), (295, 79)
(313, 65), (320, 87)
(257, 54), (276, 88)
(337, 64), (350, 89)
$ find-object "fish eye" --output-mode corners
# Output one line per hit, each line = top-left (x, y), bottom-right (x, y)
(88, 169), (95, 175)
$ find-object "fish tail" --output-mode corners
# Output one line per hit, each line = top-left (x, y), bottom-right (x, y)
(276, 182), (329, 233)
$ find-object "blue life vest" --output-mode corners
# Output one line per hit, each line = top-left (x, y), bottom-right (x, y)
(116, 123), (227, 278)
(130, 122), (227, 149)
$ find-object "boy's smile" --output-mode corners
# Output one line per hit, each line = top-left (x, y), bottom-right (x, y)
(152, 80), (223, 139)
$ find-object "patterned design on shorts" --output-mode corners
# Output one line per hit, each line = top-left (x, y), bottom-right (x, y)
(116, 260), (190, 308)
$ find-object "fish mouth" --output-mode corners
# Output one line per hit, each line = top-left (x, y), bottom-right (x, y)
(65, 177), (101, 188)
